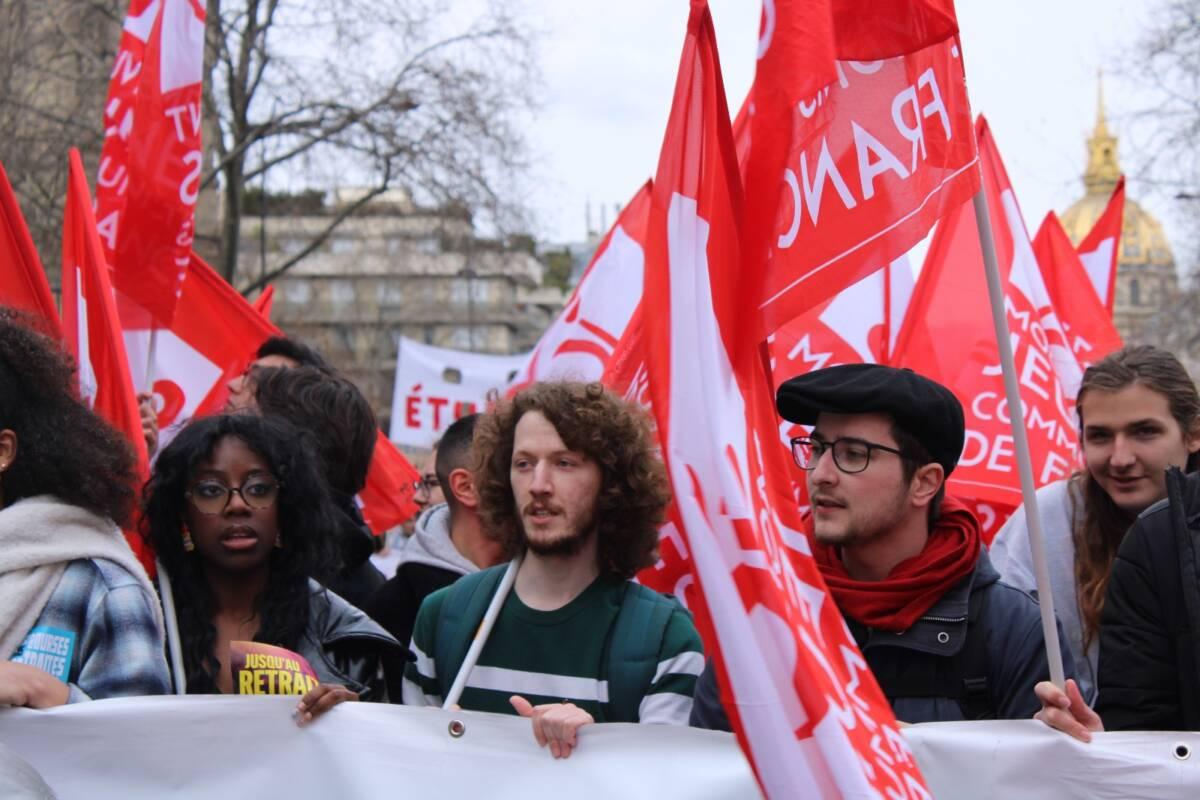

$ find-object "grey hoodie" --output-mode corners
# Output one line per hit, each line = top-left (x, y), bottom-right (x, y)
(398, 504), (478, 576)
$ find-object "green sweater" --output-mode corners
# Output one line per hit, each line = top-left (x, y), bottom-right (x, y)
(402, 574), (703, 723)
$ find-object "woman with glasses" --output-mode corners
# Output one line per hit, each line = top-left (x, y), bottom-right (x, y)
(0, 308), (169, 707)
(143, 413), (405, 719)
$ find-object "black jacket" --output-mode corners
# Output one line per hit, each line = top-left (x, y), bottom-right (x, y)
(1096, 468), (1200, 730)
(299, 580), (408, 702)
(325, 495), (385, 611)
(691, 548), (1072, 729)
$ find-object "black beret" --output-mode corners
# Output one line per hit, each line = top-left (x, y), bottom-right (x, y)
(775, 364), (964, 475)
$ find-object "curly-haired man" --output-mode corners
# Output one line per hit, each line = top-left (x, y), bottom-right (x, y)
(402, 382), (703, 758)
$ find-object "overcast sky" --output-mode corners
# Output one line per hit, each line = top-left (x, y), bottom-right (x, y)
(526, 1), (1182, 262)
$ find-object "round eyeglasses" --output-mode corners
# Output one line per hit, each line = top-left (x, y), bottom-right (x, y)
(790, 436), (909, 475)
(186, 478), (281, 515)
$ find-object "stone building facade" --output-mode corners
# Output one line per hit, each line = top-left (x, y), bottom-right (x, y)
(233, 191), (564, 429)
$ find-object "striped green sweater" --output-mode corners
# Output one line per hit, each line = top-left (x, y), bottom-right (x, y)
(402, 574), (704, 724)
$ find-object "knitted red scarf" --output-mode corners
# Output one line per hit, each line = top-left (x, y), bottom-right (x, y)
(813, 496), (981, 632)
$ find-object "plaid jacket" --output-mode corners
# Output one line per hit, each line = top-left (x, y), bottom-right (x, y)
(10, 559), (170, 702)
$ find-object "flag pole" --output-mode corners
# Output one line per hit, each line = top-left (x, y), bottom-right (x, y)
(442, 554), (522, 709)
(972, 188), (1066, 688)
(144, 327), (158, 393)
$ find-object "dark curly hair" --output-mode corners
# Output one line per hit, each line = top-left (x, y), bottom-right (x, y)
(473, 381), (671, 579)
(252, 366), (377, 495)
(142, 414), (340, 693)
(0, 306), (138, 525)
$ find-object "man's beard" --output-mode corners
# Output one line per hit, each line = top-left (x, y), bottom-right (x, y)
(519, 509), (596, 559)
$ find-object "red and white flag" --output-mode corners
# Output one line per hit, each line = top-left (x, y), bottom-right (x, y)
(1033, 211), (1123, 368)
(893, 117), (1087, 508)
(1075, 177), (1124, 314)
(61, 149), (154, 571)
(508, 184), (652, 393)
(96, 0), (206, 325)
(121, 253), (420, 533)
(744, 0), (973, 339)
(640, 3), (928, 795)
(0, 161), (61, 335)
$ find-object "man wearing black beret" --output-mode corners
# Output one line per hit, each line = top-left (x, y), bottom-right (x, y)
(691, 363), (1073, 729)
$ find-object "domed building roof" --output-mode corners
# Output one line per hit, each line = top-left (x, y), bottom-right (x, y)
(1060, 82), (1175, 270)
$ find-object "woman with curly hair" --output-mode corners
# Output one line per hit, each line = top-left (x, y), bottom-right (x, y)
(0, 307), (169, 707)
(403, 381), (702, 759)
(143, 413), (405, 720)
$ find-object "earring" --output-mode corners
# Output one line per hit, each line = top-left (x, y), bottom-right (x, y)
(274, 533), (283, 549)
(182, 524), (195, 552)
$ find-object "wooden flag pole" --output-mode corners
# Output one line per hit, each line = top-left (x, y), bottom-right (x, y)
(972, 187), (1066, 688)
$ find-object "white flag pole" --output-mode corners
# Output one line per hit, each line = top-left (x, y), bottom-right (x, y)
(442, 554), (522, 710)
(144, 327), (158, 394)
(155, 558), (187, 694)
(972, 188), (1066, 688)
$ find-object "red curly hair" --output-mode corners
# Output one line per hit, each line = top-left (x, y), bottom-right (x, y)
(472, 381), (671, 579)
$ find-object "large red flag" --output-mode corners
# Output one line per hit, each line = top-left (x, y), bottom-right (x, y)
(641, 3), (927, 795)
(0, 161), (61, 334)
(120, 253), (420, 533)
(61, 149), (154, 571)
(893, 117), (1087, 508)
(252, 285), (275, 321)
(1075, 177), (1124, 314)
(744, 1), (975, 340)
(1033, 212), (1123, 367)
(508, 184), (652, 393)
(96, 0), (206, 325)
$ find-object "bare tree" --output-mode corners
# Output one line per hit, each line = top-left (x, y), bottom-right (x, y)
(203, 0), (540, 291)
(0, 2), (124, 286)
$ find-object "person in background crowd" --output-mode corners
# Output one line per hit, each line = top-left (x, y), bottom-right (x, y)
(994, 345), (1200, 707)
(403, 382), (702, 759)
(248, 364), (387, 610)
(414, 442), (445, 512)
(143, 414), (405, 720)
(692, 364), (1072, 731)
(224, 336), (331, 412)
(366, 414), (504, 698)
(0, 308), (169, 707)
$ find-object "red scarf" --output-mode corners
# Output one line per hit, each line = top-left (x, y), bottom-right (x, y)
(814, 496), (982, 632)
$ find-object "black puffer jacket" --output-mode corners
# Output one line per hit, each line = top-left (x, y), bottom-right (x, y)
(1096, 468), (1200, 730)
(299, 580), (408, 702)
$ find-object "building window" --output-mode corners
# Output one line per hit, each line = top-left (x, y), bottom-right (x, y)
(330, 237), (356, 255)
(283, 280), (312, 304)
(1130, 278), (1141, 306)
(279, 237), (307, 256)
(329, 279), (356, 308)
(377, 281), (404, 305)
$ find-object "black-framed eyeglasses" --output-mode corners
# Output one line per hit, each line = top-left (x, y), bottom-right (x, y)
(790, 436), (909, 475)
(186, 478), (282, 515)
(412, 475), (440, 497)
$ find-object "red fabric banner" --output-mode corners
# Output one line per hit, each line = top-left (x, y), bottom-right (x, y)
(893, 117), (1096, 507)
(745, 18), (976, 340)
(97, 0), (206, 326)
(119, 253), (419, 534)
(0, 161), (61, 335)
(1075, 177), (1125, 314)
(640, 3), (928, 795)
(61, 149), (154, 573)
(252, 286), (275, 321)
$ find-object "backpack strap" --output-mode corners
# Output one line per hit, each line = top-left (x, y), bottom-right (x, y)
(957, 583), (994, 720)
(433, 565), (509, 699)
(604, 582), (681, 723)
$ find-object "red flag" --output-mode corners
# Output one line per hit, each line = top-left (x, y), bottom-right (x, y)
(893, 117), (1083, 507)
(1033, 212), (1123, 367)
(96, 0), (206, 325)
(508, 184), (652, 393)
(745, 2), (975, 340)
(119, 253), (420, 533)
(1075, 177), (1124, 314)
(640, 4), (927, 795)
(61, 149), (154, 572)
(0, 161), (61, 335)
(252, 286), (275, 321)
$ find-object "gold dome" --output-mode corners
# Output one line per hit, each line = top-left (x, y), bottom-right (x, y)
(1060, 77), (1174, 270)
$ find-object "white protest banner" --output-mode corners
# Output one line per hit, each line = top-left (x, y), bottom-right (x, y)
(0, 697), (758, 799)
(390, 337), (528, 448)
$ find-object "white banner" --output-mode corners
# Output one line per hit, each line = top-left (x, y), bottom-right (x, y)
(389, 338), (527, 448)
(0, 697), (757, 798)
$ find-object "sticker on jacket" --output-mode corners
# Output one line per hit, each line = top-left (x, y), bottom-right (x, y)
(11, 626), (76, 683)
(230, 641), (320, 695)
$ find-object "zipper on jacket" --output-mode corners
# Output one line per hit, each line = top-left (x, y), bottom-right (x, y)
(919, 614), (966, 624)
